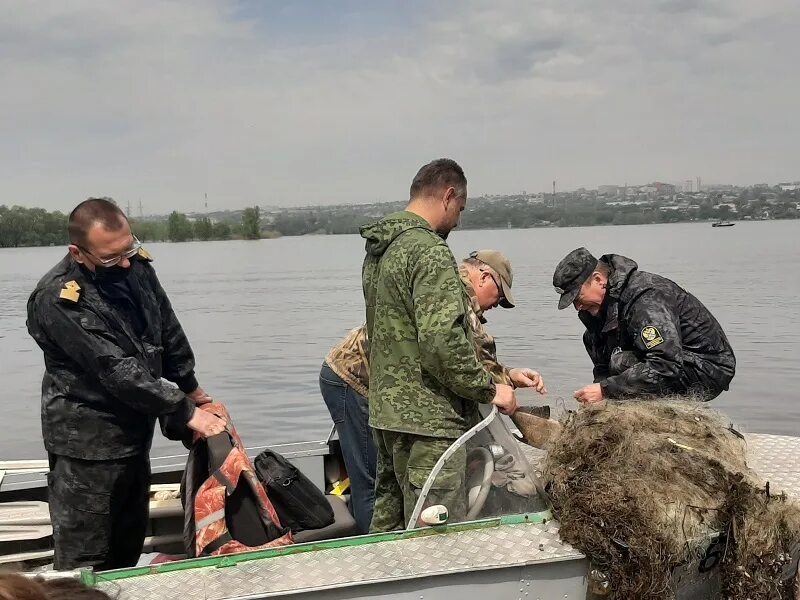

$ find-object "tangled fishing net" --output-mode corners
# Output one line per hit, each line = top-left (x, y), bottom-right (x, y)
(542, 400), (800, 599)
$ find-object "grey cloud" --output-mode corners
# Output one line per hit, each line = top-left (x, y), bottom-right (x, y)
(472, 37), (566, 84)
(656, 0), (711, 15)
(0, 0), (798, 212)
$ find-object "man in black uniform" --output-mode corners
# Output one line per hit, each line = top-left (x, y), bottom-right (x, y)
(552, 247), (736, 404)
(27, 198), (226, 571)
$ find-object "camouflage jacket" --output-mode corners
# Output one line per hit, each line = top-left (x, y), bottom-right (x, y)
(360, 211), (496, 438)
(325, 325), (370, 398)
(458, 265), (514, 386)
(26, 252), (196, 460)
(325, 271), (512, 400)
(580, 254), (736, 398)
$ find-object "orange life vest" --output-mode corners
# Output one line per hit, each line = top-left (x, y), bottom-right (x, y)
(185, 404), (293, 557)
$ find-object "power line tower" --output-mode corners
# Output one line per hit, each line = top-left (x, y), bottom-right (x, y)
(126, 201), (131, 217)
(552, 180), (556, 208)
(138, 199), (143, 218)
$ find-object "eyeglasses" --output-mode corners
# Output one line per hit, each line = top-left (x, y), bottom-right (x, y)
(481, 269), (505, 303)
(469, 251), (506, 302)
(78, 235), (142, 267)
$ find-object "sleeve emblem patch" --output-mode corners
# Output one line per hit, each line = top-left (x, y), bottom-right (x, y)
(641, 325), (664, 349)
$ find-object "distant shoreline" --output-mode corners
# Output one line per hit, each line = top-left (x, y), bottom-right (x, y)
(2, 190), (797, 247)
(2, 216), (797, 250)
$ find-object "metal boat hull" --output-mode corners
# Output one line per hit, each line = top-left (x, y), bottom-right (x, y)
(2, 434), (799, 600)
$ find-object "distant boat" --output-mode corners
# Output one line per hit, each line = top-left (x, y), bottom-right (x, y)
(712, 220), (735, 227)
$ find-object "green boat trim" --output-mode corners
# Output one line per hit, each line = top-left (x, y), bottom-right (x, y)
(82, 510), (553, 587)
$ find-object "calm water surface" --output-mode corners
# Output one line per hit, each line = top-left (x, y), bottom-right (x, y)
(1, 221), (798, 459)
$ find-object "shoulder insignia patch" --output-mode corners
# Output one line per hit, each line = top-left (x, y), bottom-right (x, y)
(137, 247), (153, 261)
(59, 280), (81, 303)
(641, 325), (664, 349)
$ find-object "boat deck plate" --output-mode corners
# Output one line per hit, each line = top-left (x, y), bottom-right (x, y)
(97, 520), (581, 600)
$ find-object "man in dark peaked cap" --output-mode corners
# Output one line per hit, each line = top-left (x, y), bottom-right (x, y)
(553, 247), (736, 404)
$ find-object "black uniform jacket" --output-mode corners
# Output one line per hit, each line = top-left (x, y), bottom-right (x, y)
(580, 254), (736, 399)
(27, 251), (196, 459)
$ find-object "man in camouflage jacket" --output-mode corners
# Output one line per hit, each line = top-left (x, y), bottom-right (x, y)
(360, 159), (517, 532)
(553, 247), (736, 403)
(26, 198), (225, 570)
(459, 250), (545, 393)
(322, 250), (546, 531)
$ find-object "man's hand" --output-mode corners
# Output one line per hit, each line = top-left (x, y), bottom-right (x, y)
(509, 368), (547, 394)
(187, 386), (213, 406)
(187, 408), (227, 438)
(491, 383), (519, 415)
(574, 383), (604, 405)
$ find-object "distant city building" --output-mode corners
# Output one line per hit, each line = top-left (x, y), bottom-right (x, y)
(598, 185), (619, 196)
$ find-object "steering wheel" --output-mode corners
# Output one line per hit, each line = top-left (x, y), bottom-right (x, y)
(465, 447), (494, 520)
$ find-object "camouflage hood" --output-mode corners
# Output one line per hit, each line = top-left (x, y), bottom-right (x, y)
(360, 211), (433, 258)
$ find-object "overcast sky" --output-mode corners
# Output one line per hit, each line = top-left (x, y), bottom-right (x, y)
(1, 0), (798, 214)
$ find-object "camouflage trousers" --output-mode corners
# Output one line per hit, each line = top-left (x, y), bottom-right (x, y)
(369, 429), (466, 533)
(47, 453), (150, 571)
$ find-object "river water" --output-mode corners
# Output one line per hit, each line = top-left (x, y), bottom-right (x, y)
(1, 220), (798, 459)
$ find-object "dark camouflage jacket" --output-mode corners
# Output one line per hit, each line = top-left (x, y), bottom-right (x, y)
(361, 211), (496, 438)
(580, 254), (736, 399)
(27, 251), (196, 460)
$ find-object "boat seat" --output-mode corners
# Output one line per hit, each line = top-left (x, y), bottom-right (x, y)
(293, 495), (358, 543)
(147, 493), (358, 546)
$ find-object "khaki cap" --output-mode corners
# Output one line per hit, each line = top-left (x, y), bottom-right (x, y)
(469, 249), (515, 308)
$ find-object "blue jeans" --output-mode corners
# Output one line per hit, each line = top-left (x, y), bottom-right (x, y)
(319, 362), (377, 533)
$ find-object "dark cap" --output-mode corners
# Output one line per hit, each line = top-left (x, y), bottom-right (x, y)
(469, 249), (515, 308)
(552, 247), (598, 310)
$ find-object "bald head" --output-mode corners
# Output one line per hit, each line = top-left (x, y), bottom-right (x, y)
(68, 198), (127, 248)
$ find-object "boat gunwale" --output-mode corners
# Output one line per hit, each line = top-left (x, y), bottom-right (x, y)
(83, 510), (556, 586)
(0, 440), (332, 493)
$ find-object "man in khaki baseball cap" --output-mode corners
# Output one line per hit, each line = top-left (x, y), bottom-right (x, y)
(467, 249), (515, 309)
(461, 248), (546, 391)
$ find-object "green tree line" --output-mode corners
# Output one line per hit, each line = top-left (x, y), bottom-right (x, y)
(0, 206), (68, 248)
(2, 191), (797, 248)
(264, 194), (798, 236)
(0, 205), (262, 247)
(133, 209), (260, 242)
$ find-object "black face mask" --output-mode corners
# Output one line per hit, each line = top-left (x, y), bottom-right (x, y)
(92, 264), (132, 285)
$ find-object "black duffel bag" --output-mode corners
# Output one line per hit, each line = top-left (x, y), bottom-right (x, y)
(253, 449), (335, 532)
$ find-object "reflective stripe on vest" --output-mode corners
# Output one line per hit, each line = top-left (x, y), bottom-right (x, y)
(195, 508), (226, 531)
